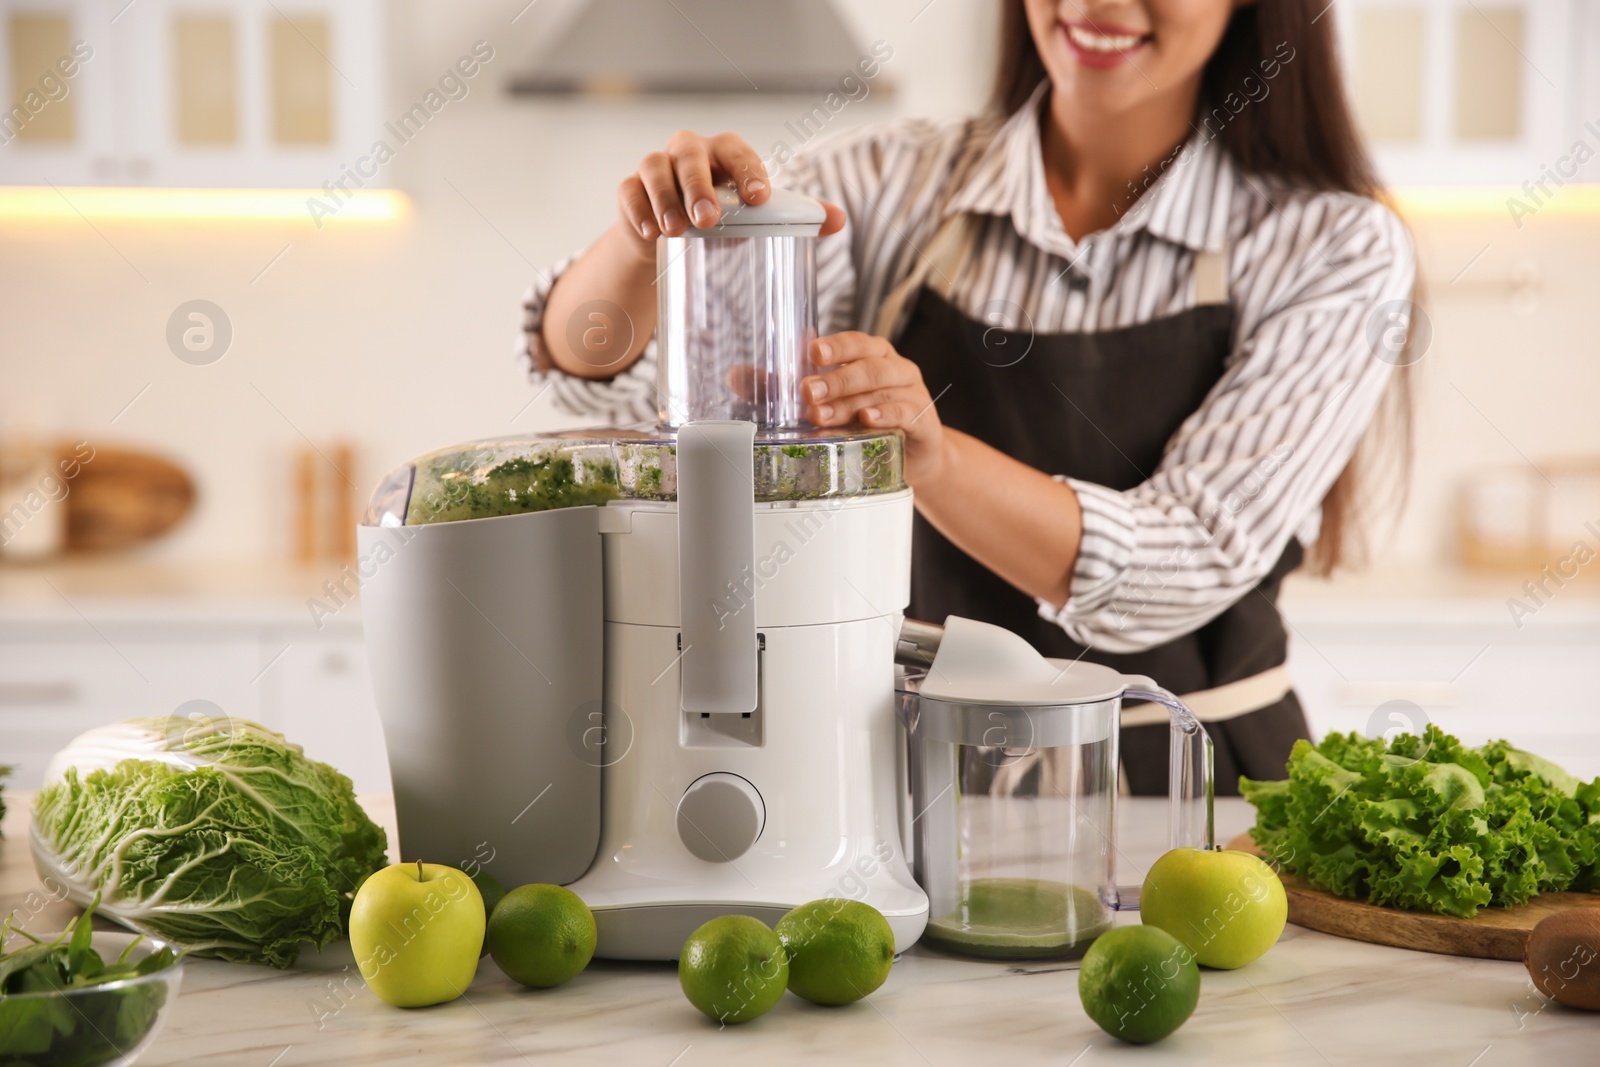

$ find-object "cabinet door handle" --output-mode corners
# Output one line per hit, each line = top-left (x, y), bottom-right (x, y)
(0, 682), (80, 707)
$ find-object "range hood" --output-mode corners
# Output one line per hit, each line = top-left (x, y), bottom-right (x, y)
(509, 0), (887, 96)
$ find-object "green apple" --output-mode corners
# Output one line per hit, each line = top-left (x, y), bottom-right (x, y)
(350, 861), (486, 1007)
(1140, 847), (1286, 969)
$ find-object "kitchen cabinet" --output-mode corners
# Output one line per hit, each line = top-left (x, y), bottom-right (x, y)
(0, 0), (114, 184)
(0, 633), (266, 785)
(0, 0), (384, 186)
(0, 611), (389, 794)
(1333, 0), (1599, 185)
(265, 632), (392, 795)
(1282, 568), (1600, 780)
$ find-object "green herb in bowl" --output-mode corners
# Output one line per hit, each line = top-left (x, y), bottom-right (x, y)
(0, 895), (183, 1066)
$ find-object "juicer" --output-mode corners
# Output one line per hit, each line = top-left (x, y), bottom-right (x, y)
(358, 186), (929, 960)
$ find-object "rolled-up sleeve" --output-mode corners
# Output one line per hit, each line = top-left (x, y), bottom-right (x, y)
(516, 248), (660, 425)
(1040, 195), (1416, 653)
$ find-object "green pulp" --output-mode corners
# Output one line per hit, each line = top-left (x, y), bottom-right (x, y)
(394, 428), (906, 527)
(923, 878), (1111, 960)
(409, 451), (621, 525)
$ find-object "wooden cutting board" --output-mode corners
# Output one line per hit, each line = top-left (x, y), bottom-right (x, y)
(1227, 832), (1600, 961)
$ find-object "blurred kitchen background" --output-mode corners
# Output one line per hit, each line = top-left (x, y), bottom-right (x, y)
(2, 0), (1598, 790)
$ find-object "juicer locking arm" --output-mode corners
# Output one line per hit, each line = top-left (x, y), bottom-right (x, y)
(677, 420), (760, 715)
(895, 618), (944, 669)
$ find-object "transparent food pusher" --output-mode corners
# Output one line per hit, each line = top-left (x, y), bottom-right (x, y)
(656, 184), (819, 427)
(358, 184), (929, 960)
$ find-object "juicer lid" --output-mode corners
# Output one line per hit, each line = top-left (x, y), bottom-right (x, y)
(919, 616), (1131, 706)
(361, 428), (907, 527)
(686, 185), (827, 237)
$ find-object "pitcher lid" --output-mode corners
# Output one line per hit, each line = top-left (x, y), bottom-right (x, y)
(918, 616), (1130, 705)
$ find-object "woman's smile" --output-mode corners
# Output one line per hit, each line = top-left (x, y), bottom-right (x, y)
(1060, 18), (1153, 69)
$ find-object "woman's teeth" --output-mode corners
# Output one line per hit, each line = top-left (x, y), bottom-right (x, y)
(1067, 25), (1146, 52)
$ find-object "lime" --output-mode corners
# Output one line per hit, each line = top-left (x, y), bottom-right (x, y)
(679, 915), (789, 1023)
(774, 899), (895, 1005)
(486, 884), (597, 988)
(1077, 925), (1199, 1044)
(472, 871), (508, 957)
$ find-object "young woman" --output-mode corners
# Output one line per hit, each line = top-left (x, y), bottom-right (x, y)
(519, 0), (1415, 793)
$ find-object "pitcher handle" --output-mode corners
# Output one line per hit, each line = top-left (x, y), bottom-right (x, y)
(1122, 678), (1215, 853)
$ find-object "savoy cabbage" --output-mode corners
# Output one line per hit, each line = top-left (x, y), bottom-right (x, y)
(30, 717), (387, 967)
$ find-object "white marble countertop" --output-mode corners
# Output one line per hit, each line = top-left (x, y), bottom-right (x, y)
(2, 794), (1587, 1066)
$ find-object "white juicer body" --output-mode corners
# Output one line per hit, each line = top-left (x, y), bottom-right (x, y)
(570, 486), (929, 959)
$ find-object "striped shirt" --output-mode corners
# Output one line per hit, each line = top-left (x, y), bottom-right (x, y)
(517, 85), (1415, 654)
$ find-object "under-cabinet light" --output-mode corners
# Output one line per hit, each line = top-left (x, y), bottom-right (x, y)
(1387, 185), (1600, 222)
(0, 186), (409, 223)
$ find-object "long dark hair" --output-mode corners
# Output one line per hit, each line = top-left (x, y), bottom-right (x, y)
(993, 1), (1415, 575)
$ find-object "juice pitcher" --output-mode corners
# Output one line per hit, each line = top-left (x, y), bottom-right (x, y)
(896, 616), (1215, 959)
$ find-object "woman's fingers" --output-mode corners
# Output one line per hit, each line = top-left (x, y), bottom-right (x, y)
(639, 151), (688, 235)
(819, 200), (847, 237)
(860, 400), (927, 431)
(804, 333), (913, 398)
(812, 331), (894, 365)
(623, 131), (847, 240)
(708, 133), (770, 204)
(670, 131), (770, 230)
(800, 332), (933, 429)
(812, 386), (909, 426)
(807, 355), (916, 405)
(669, 132), (721, 229)
(617, 175), (658, 241)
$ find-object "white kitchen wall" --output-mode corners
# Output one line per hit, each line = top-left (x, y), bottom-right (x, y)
(1, 0), (1597, 572)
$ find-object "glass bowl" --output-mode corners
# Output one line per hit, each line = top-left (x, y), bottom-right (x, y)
(0, 930), (183, 1067)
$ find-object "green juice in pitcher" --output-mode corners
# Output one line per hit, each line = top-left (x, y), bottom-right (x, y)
(923, 878), (1112, 960)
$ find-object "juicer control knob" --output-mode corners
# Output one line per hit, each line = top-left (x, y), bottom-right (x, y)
(676, 772), (765, 863)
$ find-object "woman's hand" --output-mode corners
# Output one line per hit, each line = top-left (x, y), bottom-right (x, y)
(805, 334), (1082, 604)
(548, 130), (844, 379)
(616, 130), (845, 261)
(802, 333), (950, 486)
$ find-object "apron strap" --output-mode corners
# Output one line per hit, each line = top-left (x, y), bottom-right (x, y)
(872, 212), (979, 340)
(1119, 663), (1291, 726)
(1192, 246), (1229, 306)
(872, 119), (994, 341)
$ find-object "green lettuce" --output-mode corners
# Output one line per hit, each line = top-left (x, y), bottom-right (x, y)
(30, 718), (387, 967)
(1241, 726), (1600, 917)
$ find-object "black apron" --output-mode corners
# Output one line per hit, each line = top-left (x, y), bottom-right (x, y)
(893, 239), (1311, 796)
